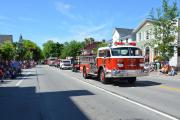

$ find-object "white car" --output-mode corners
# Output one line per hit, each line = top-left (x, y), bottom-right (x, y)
(60, 59), (72, 69)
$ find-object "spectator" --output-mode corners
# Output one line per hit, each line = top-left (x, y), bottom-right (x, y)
(160, 64), (170, 74)
(0, 68), (4, 82)
(168, 66), (177, 76)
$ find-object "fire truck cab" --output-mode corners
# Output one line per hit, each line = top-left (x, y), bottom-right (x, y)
(80, 42), (148, 84)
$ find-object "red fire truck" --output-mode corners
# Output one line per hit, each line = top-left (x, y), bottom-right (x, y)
(80, 42), (148, 84)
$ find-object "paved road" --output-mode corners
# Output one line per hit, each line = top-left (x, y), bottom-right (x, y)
(0, 65), (180, 120)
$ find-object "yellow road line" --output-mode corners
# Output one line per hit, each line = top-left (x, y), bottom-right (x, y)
(159, 85), (180, 92)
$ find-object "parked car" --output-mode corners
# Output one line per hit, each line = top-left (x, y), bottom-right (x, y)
(60, 59), (72, 70)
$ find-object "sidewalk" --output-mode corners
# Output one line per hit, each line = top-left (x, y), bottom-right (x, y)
(148, 71), (180, 81)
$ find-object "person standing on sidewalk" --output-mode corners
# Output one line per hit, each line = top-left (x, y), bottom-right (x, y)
(0, 67), (4, 82)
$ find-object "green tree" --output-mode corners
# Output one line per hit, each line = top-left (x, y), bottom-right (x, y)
(0, 42), (15, 60)
(23, 40), (36, 60)
(61, 40), (83, 58)
(43, 40), (64, 58)
(148, 0), (179, 61)
(17, 39), (43, 61)
(43, 40), (54, 58)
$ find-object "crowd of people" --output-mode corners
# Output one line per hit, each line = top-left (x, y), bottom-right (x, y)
(0, 60), (22, 82)
(160, 63), (177, 76)
(144, 61), (178, 76)
(0, 60), (36, 83)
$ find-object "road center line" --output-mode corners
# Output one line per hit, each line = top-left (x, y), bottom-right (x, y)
(57, 70), (179, 120)
(159, 85), (180, 92)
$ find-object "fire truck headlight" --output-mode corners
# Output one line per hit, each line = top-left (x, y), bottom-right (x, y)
(117, 64), (124, 67)
(139, 63), (144, 67)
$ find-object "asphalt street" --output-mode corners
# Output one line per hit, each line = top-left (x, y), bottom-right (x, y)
(0, 65), (180, 120)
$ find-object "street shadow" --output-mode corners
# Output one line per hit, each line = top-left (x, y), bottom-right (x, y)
(89, 76), (162, 87)
(0, 87), (93, 120)
(112, 80), (162, 87)
(0, 80), (12, 85)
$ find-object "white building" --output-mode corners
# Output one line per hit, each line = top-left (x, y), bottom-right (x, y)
(133, 19), (180, 69)
(112, 28), (135, 45)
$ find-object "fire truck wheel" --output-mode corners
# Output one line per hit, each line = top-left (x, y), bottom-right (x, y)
(100, 69), (108, 84)
(128, 77), (136, 84)
(83, 67), (88, 79)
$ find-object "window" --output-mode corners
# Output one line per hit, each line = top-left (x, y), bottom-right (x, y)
(111, 47), (142, 56)
(98, 49), (111, 57)
(63, 61), (71, 64)
(146, 30), (149, 40)
(139, 33), (141, 41)
(98, 50), (105, 57)
(106, 50), (111, 57)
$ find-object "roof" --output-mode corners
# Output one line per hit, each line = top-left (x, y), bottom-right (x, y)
(133, 19), (154, 33)
(83, 42), (100, 50)
(113, 28), (134, 37)
(0, 35), (13, 44)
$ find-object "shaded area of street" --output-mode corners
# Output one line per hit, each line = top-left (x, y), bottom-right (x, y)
(0, 86), (94, 120)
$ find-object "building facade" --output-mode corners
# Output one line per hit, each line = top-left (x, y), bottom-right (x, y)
(134, 19), (180, 69)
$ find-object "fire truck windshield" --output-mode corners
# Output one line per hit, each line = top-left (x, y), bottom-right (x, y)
(111, 47), (142, 56)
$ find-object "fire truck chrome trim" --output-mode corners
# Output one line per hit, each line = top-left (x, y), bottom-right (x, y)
(106, 70), (148, 78)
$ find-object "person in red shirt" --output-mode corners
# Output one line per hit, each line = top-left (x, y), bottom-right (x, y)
(0, 68), (4, 82)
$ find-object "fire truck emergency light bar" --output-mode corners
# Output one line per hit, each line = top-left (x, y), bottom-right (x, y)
(114, 42), (136, 46)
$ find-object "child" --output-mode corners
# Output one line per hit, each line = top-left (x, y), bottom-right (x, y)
(168, 66), (177, 76)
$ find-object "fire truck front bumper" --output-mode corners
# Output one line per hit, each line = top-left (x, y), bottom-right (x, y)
(106, 70), (149, 78)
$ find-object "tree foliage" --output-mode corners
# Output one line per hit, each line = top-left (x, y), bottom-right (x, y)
(148, 0), (179, 61)
(61, 40), (83, 58)
(0, 42), (15, 60)
(17, 39), (43, 61)
(43, 40), (63, 58)
(93, 42), (108, 54)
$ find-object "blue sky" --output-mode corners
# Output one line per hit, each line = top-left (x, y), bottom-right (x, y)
(0, 0), (179, 47)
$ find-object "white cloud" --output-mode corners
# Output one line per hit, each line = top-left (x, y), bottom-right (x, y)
(55, 2), (71, 13)
(55, 2), (76, 19)
(18, 17), (37, 22)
